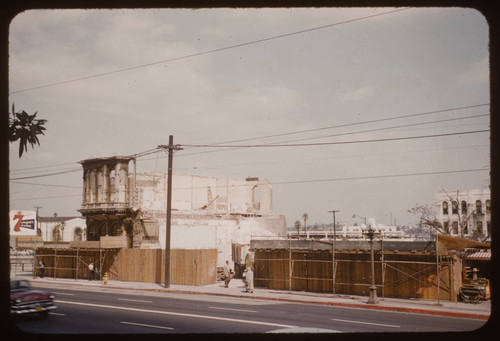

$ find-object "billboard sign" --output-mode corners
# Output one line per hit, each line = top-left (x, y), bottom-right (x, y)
(10, 210), (37, 236)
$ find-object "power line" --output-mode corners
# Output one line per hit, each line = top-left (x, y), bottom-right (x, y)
(10, 167), (81, 180)
(182, 103), (489, 148)
(173, 144), (489, 172)
(9, 8), (411, 95)
(10, 161), (78, 173)
(10, 167), (489, 202)
(181, 129), (489, 149)
(272, 168), (490, 186)
(10, 181), (81, 189)
(8, 103), (489, 174)
(11, 194), (81, 201)
(234, 113), (489, 147)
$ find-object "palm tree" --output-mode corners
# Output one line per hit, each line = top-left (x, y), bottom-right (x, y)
(9, 103), (47, 157)
(302, 213), (308, 233)
(294, 220), (301, 238)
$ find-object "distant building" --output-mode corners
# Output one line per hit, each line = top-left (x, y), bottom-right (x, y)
(39, 216), (87, 243)
(435, 189), (491, 240)
(78, 156), (286, 267)
(287, 224), (405, 240)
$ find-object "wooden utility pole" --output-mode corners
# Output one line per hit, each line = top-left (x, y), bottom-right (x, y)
(158, 136), (182, 288)
(328, 210), (340, 294)
(328, 210), (340, 240)
(34, 206), (42, 237)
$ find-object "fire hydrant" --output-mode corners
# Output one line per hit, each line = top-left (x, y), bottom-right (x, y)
(103, 272), (109, 285)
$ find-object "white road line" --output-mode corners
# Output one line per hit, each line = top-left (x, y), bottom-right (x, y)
(53, 292), (75, 296)
(332, 318), (401, 328)
(49, 312), (66, 316)
(209, 306), (258, 313)
(120, 321), (174, 330)
(57, 300), (297, 329)
(118, 298), (153, 303)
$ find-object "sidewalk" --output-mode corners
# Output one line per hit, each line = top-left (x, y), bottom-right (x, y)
(14, 272), (491, 321)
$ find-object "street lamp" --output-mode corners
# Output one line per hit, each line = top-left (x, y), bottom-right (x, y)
(362, 218), (381, 304)
(352, 214), (366, 225)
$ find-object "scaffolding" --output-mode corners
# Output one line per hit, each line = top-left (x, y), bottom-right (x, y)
(251, 237), (460, 301)
(33, 247), (120, 281)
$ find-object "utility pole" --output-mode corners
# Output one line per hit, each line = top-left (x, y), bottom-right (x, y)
(328, 210), (340, 240)
(34, 206), (42, 237)
(328, 210), (340, 294)
(158, 136), (182, 288)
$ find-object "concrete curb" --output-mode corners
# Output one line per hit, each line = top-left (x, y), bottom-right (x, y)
(158, 289), (491, 320)
(26, 276), (491, 321)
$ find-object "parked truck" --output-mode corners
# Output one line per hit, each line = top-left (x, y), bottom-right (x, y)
(459, 266), (490, 303)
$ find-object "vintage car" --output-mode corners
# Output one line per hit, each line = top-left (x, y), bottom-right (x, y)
(10, 279), (56, 316)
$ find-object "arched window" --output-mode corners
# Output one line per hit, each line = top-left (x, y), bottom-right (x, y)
(442, 201), (448, 215)
(52, 227), (61, 241)
(477, 221), (483, 234)
(486, 200), (491, 214)
(452, 201), (458, 215)
(74, 227), (82, 242)
(461, 201), (467, 215)
(476, 200), (482, 214)
(85, 171), (91, 203)
(90, 169), (97, 203)
(97, 171), (103, 202)
(110, 170), (116, 202)
(119, 168), (127, 186)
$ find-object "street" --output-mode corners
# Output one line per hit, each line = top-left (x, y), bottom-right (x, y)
(11, 283), (487, 334)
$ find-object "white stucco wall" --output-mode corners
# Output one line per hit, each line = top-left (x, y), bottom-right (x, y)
(39, 217), (86, 242)
(151, 214), (286, 267)
(136, 172), (286, 267)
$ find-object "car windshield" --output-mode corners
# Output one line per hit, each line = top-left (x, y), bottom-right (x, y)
(11, 280), (31, 290)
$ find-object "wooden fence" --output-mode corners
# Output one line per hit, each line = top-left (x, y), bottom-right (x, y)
(34, 248), (217, 286)
(253, 249), (462, 301)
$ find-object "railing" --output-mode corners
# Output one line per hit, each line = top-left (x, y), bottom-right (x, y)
(10, 251), (35, 275)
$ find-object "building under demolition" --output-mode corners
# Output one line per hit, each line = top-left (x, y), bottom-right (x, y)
(78, 155), (286, 268)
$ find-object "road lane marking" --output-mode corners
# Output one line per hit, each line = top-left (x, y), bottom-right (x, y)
(49, 312), (66, 316)
(209, 306), (257, 313)
(57, 300), (297, 329)
(331, 318), (400, 328)
(120, 321), (174, 330)
(118, 298), (153, 303)
(53, 292), (75, 296)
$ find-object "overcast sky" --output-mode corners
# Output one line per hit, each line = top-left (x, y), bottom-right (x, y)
(8, 7), (490, 227)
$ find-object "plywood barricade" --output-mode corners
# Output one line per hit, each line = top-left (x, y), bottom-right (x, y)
(253, 249), (461, 301)
(34, 248), (217, 286)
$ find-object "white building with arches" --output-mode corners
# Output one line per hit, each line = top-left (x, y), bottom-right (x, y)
(435, 189), (491, 240)
(39, 216), (87, 243)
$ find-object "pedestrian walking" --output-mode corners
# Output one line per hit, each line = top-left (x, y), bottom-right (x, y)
(88, 262), (95, 281)
(243, 266), (254, 293)
(223, 260), (234, 288)
(39, 260), (45, 278)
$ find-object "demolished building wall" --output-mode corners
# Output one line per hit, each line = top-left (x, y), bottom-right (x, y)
(77, 156), (286, 268)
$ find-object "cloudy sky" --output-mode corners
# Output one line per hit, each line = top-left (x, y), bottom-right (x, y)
(8, 7), (490, 227)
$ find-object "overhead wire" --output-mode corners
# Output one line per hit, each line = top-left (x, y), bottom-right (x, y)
(177, 114), (489, 157)
(9, 7), (411, 95)
(10, 167), (490, 202)
(182, 103), (489, 149)
(180, 129), (489, 148)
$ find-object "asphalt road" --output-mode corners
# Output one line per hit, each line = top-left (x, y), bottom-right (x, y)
(11, 284), (487, 334)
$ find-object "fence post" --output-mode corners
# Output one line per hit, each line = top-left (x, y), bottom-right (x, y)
(289, 238), (292, 291)
(332, 240), (336, 295)
(380, 239), (385, 299)
(76, 247), (79, 280)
